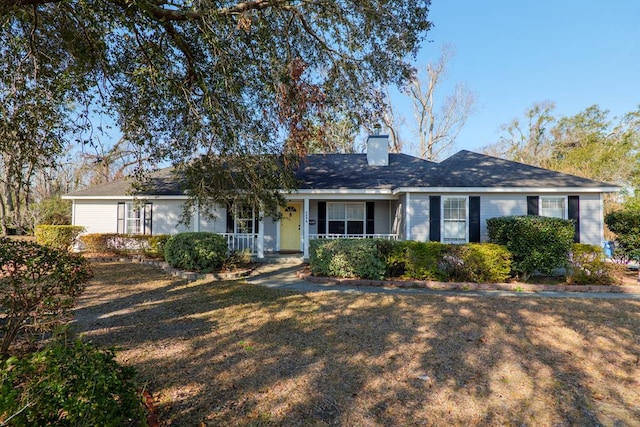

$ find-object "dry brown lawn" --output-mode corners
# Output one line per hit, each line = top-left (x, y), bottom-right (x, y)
(72, 262), (640, 426)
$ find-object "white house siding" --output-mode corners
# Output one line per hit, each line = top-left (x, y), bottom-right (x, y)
(73, 201), (119, 234)
(262, 217), (278, 252)
(374, 200), (391, 234)
(578, 194), (603, 246)
(409, 194), (430, 241)
(393, 195), (406, 240)
(197, 204), (226, 233)
(151, 200), (192, 235)
(479, 195), (528, 241)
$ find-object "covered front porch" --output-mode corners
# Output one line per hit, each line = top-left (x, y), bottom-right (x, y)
(222, 195), (403, 260)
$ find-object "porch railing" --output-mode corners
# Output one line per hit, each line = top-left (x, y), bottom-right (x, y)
(220, 233), (257, 255)
(309, 234), (399, 241)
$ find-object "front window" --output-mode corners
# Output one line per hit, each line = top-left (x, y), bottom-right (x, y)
(327, 202), (365, 234)
(126, 203), (142, 234)
(540, 197), (566, 219)
(235, 205), (255, 234)
(442, 197), (467, 243)
(117, 202), (151, 235)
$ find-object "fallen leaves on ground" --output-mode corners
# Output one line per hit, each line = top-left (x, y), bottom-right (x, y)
(73, 262), (640, 426)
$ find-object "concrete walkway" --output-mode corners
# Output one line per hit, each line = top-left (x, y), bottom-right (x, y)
(245, 263), (640, 300)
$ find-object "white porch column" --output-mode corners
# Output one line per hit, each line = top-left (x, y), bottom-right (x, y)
(193, 205), (200, 232)
(257, 212), (264, 259)
(303, 198), (310, 260)
(405, 193), (411, 241)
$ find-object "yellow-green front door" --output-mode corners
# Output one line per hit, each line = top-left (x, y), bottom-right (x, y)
(280, 203), (301, 252)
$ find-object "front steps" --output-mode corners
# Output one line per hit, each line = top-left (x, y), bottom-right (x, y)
(255, 253), (305, 265)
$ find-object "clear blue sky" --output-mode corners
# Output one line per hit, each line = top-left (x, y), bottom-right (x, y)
(396, 0), (640, 153)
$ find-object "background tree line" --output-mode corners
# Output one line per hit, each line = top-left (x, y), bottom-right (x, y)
(482, 101), (640, 212)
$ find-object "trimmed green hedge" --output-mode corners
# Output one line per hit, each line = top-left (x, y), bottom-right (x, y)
(79, 233), (170, 259)
(441, 243), (512, 283)
(487, 215), (575, 279)
(309, 239), (386, 280)
(309, 239), (512, 283)
(34, 225), (85, 251)
(164, 232), (229, 273)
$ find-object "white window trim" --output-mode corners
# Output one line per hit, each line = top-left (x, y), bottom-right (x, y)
(326, 202), (366, 235)
(125, 203), (142, 234)
(539, 196), (568, 219)
(119, 201), (152, 235)
(234, 205), (256, 234)
(441, 196), (469, 244)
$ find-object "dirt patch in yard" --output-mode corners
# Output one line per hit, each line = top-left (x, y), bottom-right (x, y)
(73, 262), (640, 426)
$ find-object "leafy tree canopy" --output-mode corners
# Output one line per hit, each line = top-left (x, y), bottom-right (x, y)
(484, 102), (640, 194)
(1, 0), (432, 217)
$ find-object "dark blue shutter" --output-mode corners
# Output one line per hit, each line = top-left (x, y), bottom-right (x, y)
(117, 202), (125, 234)
(317, 202), (326, 235)
(366, 202), (375, 235)
(568, 196), (580, 243)
(527, 196), (539, 215)
(143, 203), (153, 235)
(469, 196), (481, 243)
(226, 205), (234, 233)
(429, 196), (441, 242)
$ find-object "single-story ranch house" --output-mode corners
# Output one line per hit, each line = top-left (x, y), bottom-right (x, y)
(63, 133), (620, 260)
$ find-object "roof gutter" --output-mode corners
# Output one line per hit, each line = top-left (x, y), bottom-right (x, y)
(393, 186), (621, 195)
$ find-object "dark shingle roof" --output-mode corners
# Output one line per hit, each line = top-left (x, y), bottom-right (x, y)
(65, 167), (185, 197)
(295, 153), (437, 189)
(65, 150), (618, 197)
(405, 150), (617, 188)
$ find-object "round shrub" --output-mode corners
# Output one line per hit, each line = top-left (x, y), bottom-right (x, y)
(0, 340), (145, 426)
(164, 232), (228, 273)
(0, 238), (93, 354)
(487, 215), (575, 279)
(566, 243), (619, 286)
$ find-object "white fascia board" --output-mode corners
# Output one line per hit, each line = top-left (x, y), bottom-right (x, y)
(393, 186), (620, 195)
(292, 188), (393, 195)
(288, 189), (396, 200)
(61, 195), (190, 201)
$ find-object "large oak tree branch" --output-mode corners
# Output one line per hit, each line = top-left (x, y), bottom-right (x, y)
(3, 0), (282, 21)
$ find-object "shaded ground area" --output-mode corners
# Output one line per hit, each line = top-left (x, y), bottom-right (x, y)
(73, 262), (640, 426)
